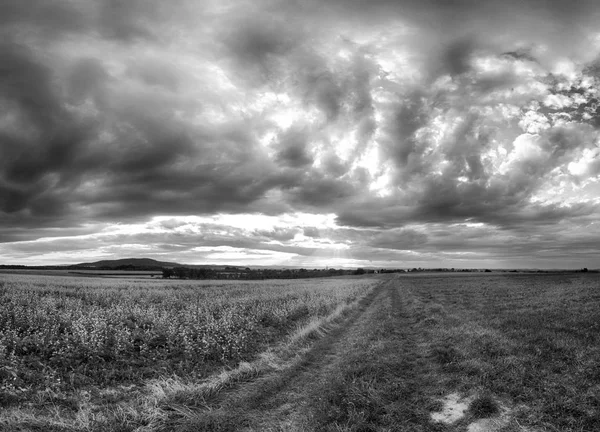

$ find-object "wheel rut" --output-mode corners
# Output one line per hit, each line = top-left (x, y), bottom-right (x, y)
(193, 276), (398, 431)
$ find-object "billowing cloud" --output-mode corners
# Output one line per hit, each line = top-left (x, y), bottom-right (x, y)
(1, 0), (600, 268)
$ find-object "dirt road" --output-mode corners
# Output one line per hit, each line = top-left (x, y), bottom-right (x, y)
(175, 275), (427, 431)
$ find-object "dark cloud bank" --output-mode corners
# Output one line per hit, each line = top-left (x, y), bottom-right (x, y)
(1, 0), (600, 267)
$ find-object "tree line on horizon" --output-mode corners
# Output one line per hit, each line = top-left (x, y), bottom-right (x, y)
(161, 266), (365, 280)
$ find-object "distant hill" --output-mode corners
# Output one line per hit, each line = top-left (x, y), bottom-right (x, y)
(74, 258), (180, 269)
(72, 258), (243, 271)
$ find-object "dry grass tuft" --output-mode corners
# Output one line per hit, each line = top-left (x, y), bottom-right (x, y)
(469, 394), (500, 418)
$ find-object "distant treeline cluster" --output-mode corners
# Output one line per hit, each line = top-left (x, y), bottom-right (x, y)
(161, 266), (361, 279)
(158, 266), (518, 279)
(0, 264), (594, 276)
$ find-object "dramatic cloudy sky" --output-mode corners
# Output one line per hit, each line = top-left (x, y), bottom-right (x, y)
(2, 0), (600, 268)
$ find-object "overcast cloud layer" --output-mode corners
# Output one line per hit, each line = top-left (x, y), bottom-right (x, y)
(1, 0), (600, 268)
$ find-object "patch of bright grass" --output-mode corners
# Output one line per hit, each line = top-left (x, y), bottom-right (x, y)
(0, 273), (377, 431)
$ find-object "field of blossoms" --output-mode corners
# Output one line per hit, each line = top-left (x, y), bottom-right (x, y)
(0, 273), (377, 407)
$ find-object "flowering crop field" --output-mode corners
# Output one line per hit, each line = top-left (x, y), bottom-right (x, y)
(0, 273), (377, 405)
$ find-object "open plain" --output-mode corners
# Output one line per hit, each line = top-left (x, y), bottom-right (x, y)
(1, 272), (599, 431)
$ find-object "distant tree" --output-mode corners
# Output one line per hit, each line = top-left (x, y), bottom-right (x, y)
(162, 268), (173, 278)
(353, 268), (366, 275)
(173, 267), (189, 279)
(582, 267), (589, 273)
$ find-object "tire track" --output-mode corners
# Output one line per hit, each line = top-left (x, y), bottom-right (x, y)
(188, 276), (396, 431)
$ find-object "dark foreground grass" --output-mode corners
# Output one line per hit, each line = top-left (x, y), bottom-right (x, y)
(469, 394), (500, 418)
(303, 279), (443, 432)
(303, 273), (600, 431)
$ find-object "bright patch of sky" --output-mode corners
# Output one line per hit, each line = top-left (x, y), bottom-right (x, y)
(2, 0), (600, 269)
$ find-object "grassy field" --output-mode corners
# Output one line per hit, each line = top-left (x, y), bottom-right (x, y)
(301, 272), (600, 432)
(0, 273), (377, 431)
(1, 272), (599, 431)
(0, 269), (163, 279)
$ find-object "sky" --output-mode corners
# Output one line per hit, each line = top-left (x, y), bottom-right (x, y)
(1, 0), (600, 269)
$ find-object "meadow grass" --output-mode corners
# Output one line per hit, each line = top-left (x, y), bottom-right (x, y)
(0, 273), (377, 431)
(304, 273), (600, 432)
(2, 272), (599, 431)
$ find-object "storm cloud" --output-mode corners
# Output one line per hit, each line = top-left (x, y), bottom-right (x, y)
(1, 0), (600, 268)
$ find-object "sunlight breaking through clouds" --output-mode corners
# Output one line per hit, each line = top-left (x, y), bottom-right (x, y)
(1, 0), (600, 268)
